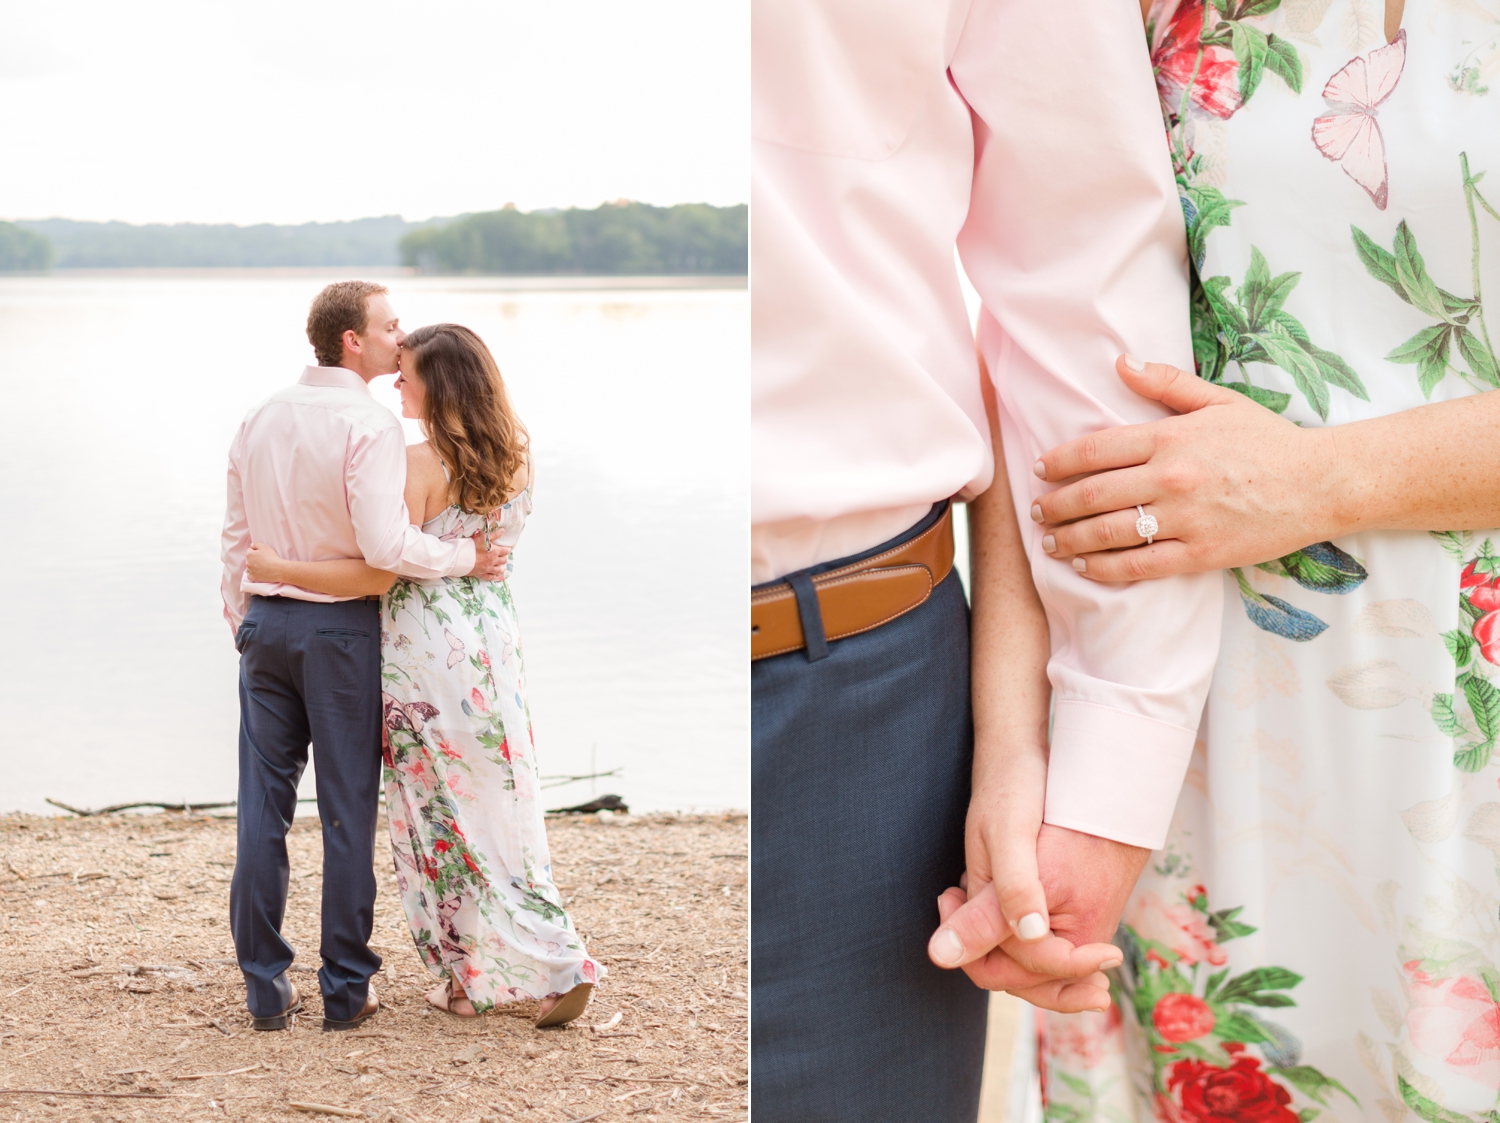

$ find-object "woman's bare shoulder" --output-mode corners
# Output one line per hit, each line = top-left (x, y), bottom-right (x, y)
(406, 440), (445, 480)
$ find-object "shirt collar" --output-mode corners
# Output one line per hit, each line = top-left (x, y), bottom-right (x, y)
(298, 365), (373, 395)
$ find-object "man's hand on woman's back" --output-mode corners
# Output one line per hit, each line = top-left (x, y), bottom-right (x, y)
(466, 531), (511, 580)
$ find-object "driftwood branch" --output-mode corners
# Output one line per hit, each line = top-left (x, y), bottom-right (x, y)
(44, 797), (316, 817)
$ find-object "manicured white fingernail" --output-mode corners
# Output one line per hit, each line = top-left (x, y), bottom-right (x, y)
(1099, 956), (1122, 971)
(930, 928), (965, 967)
(1017, 913), (1048, 941)
(1033, 460), (1046, 479)
(1123, 353), (1145, 371)
(1072, 557), (1087, 573)
(1042, 535), (1056, 553)
(1030, 504), (1044, 523)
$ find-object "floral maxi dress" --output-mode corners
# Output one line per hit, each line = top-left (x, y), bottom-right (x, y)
(379, 484), (601, 1008)
(1039, 3), (1500, 1122)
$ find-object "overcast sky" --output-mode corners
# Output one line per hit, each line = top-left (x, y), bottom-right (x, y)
(1, 1), (746, 226)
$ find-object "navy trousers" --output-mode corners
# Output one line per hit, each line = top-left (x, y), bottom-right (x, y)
(230, 595), (384, 1021)
(752, 508), (988, 1122)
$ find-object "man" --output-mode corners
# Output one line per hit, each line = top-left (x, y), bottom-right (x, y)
(751, 1), (1223, 1119)
(220, 281), (507, 1032)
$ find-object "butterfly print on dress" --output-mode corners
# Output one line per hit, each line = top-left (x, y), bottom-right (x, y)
(1311, 29), (1407, 209)
(443, 628), (466, 669)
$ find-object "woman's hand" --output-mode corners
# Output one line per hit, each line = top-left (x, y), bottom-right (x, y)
(1033, 356), (1338, 581)
(244, 542), (287, 584)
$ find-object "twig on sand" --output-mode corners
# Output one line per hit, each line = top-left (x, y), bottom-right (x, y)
(190, 1005), (234, 1037)
(561, 1113), (607, 1123)
(0, 1089), (179, 1100)
(45, 799), (237, 817)
(3, 983), (34, 999)
(288, 1102), (364, 1118)
(176, 1063), (263, 1081)
(289, 1097), (366, 1115)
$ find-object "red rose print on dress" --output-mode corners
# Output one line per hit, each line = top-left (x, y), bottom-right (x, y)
(1459, 557), (1500, 665)
(1038, 888), (1351, 1123)
(1153, 993), (1217, 1042)
(1168, 1047), (1299, 1123)
(1154, 0), (1243, 120)
(1476, 611), (1500, 665)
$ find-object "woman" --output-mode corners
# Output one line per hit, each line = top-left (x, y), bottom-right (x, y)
(246, 323), (600, 1027)
(1007, 0), (1500, 1117)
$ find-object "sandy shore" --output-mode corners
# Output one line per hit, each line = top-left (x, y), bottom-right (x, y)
(0, 810), (747, 1123)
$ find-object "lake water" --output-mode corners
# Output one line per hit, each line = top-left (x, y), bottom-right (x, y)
(0, 272), (748, 815)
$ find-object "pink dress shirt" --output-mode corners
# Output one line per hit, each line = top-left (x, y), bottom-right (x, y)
(752, 0), (1224, 849)
(220, 366), (476, 631)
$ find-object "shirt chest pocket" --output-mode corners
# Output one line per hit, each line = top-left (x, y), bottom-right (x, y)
(752, 0), (953, 161)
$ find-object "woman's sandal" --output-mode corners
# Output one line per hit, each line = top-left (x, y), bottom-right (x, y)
(427, 978), (477, 1018)
(535, 982), (593, 1028)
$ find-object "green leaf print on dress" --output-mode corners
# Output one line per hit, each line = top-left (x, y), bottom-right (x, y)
(1424, 539), (1500, 771)
(1353, 156), (1500, 396)
(1199, 247), (1369, 420)
(1044, 887), (1355, 1123)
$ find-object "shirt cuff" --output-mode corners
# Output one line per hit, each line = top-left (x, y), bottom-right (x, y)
(1043, 699), (1198, 851)
(449, 538), (477, 577)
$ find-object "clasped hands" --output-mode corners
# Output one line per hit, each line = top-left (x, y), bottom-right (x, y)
(925, 744), (1150, 1012)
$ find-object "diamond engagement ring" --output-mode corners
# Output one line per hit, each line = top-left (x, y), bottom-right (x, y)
(1135, 505), (1158, 545)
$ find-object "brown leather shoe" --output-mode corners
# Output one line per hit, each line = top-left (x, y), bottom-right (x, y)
(322, 984), (380, 1032)
(251, 983), (301, 1032)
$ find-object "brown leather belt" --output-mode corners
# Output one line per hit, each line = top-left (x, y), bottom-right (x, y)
(751, 505), (955, 661)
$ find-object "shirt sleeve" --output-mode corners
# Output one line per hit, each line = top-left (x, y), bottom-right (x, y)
(951, 0), (1223, 850)
(220, 423), (251, 634)
(347, 423), (476, 580)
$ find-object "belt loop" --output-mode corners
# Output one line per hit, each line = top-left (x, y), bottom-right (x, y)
(786, 572), (829, 662)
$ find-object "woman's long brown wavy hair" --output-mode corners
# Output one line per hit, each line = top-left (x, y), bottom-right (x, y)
(400, 324), (529, 515)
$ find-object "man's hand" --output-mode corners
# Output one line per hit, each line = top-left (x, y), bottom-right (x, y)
(465, 531), (511, 581)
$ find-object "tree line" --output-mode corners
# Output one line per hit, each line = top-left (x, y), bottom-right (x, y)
(0, 223), (53, 271)
(399, 202), (747, 275)
(0, 202), (747, 274)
